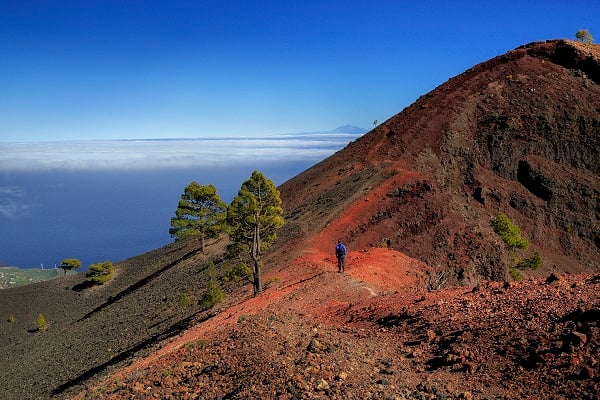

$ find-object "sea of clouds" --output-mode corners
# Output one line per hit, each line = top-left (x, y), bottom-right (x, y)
(0, 131), (362, 268)
(0, 132), (359, 171)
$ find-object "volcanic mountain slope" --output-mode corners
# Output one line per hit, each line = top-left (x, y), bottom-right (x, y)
(0, 239), (240, 400)
(279, 39), (599, 284)
(0, 39), (598, 400)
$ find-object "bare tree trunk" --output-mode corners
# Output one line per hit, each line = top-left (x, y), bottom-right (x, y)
(252, 223), (262, 295)
(253, 259), (262, 295)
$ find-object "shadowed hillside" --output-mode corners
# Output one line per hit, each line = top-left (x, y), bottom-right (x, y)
(0, 238), (252, 400)
(0, 39), (598, 400)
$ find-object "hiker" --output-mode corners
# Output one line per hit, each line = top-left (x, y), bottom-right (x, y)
(335, 239), (347, 272)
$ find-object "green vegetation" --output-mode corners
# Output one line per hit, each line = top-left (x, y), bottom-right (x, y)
(491, 213), (542, 281)
(7, 314), (15, 323)
(227, 171), (284, 295)
(36, 314), (48, 331)
(0, 267), (66, 289)
(491, 213), (529, 250)
(60, 258), (81, 275)
(224, 241), (246, 259)
(575, 29), (594, 47)
(508, 252), (542, 282)
(263, 276), (281, 289)
(169, 182), (227, 252)
(184, 339), (205, 349)
(517, 252), (542, 271)
(199, 263), (225, 308)
(509, 266), (523, 281)
(86, 261), (114, 285)
(177, 292), (191, 310)
(224, 262), (253, 283)
(168, 170), (284, 297)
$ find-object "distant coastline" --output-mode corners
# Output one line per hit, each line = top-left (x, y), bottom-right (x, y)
(0, 266), (73, 289)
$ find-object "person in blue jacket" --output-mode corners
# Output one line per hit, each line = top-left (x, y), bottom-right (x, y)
(335, 239), (347, 272)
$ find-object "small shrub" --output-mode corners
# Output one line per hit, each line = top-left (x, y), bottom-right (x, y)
(224, 262), (252, 283)
(200, 285), (224, 308)
(517, 252), (542, 271)
(263, 276), (280, 289)
(113, 378), (125, 390)
(238, 314), (247, 323)
(200, 263), (225, 308)
(575, 29), (594, 46)
(507, 252), (543, 281)
(491, 213), (529, 250)
(37, 314), (48, 331)
(7, 314), (15, 323)
(178, 293), (191, 310)
(225, 242), (246, 259)
(509, 267), (523, 282)
(86, 261), (114, 285)
(184, 339), (205, 349)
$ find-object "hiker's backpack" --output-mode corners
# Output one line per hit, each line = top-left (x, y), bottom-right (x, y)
(336, 243), (345, 257)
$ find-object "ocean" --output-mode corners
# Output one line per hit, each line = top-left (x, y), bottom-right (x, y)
(0, 132), (360, 269)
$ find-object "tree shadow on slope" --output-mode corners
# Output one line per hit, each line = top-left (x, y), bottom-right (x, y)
(72, 280), (95, 292)
(51, 310), (218, 397)
(76, 246), (206, 322)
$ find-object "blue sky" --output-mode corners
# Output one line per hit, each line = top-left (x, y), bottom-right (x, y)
(1, 0), (598, 142)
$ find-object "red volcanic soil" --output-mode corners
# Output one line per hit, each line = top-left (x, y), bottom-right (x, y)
(74, 250), (599, 399)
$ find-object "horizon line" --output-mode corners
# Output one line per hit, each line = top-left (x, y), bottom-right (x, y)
(0, 126), (368, 144)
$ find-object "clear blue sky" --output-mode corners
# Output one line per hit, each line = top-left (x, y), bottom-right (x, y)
(1, 0), (598, 141)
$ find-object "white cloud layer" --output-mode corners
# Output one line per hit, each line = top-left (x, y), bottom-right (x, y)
(0, 132), (360, 171)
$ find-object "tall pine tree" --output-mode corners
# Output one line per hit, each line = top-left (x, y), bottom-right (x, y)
(227, 171), (284, 295)
(170, 182), (227, 252)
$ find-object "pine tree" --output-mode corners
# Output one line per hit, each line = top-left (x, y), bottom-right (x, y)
(575, 29), (594, 47)
(86, 261), (114, 284)
(59, 258), (81, 275)
(169, 182), (227, 252)
(227, 171), (284, 295)
(199, 262), (225, 308)
(37, 314), (48, 331)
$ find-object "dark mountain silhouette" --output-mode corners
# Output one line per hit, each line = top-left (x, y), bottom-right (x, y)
(0, 39), (598, 400)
